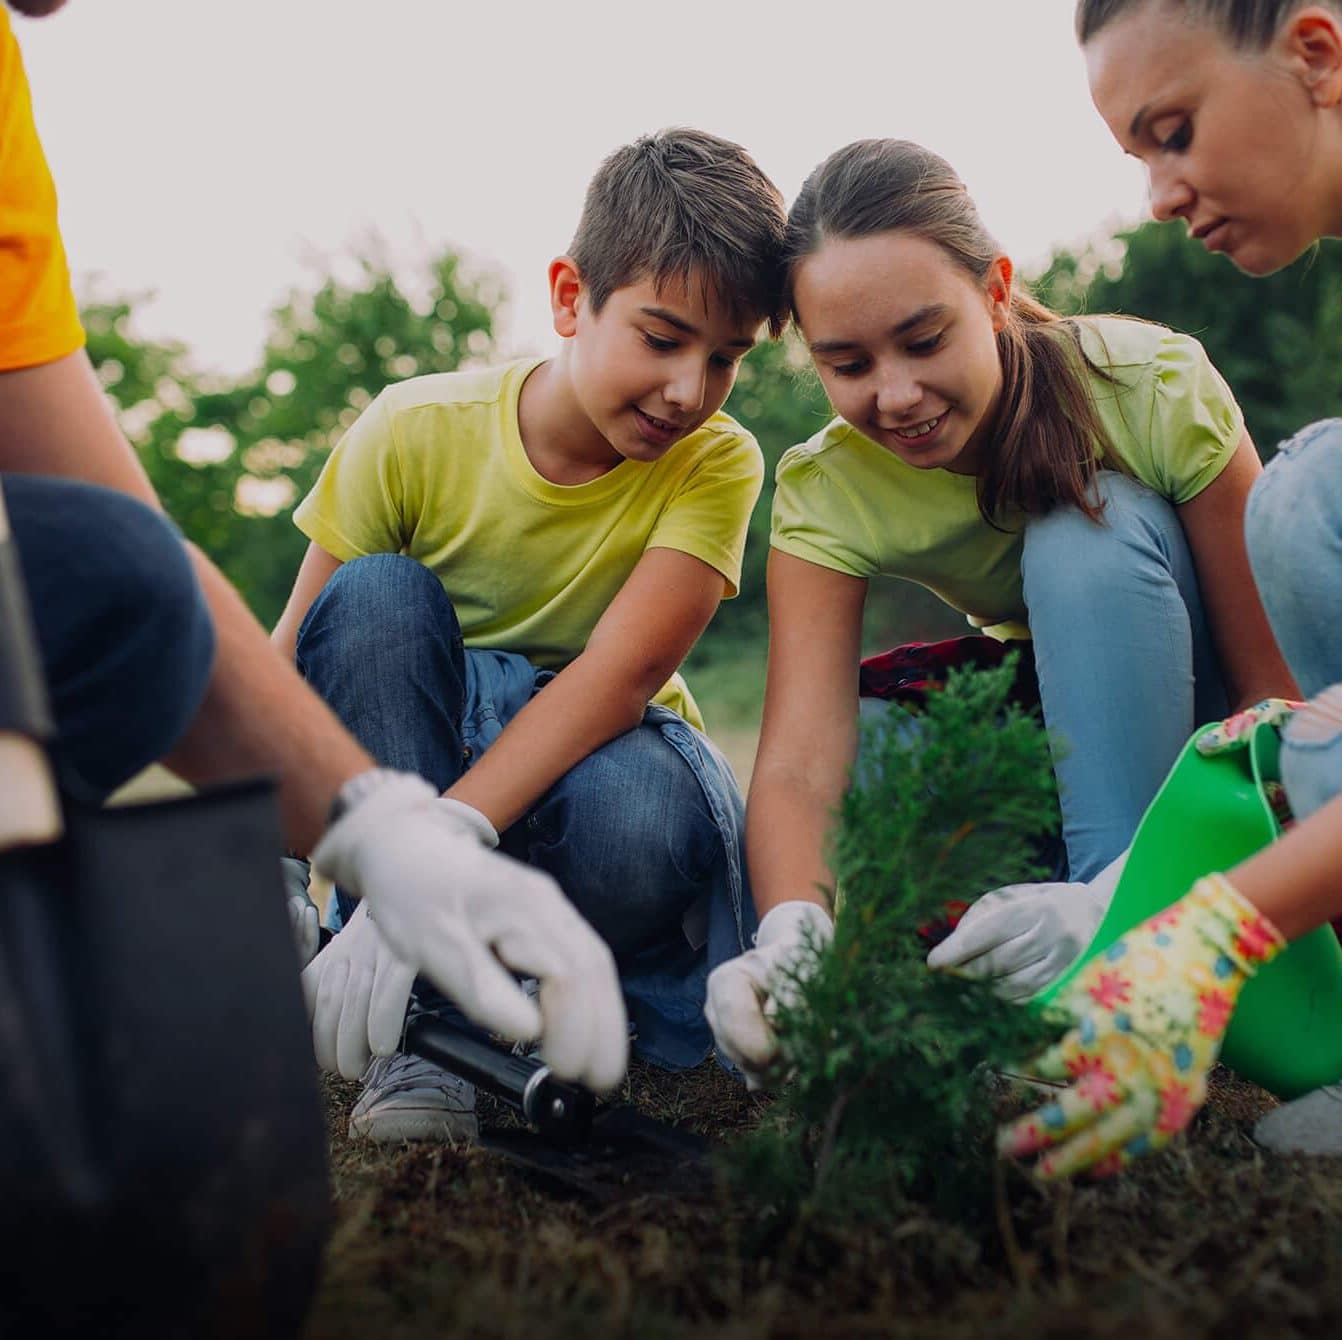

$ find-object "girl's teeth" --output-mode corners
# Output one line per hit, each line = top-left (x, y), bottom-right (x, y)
(895, 415), (941, 439)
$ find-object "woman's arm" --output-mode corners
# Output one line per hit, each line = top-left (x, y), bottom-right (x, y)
(446, 546), (724, 833)
(1177, 432), (1300, 709)
(746, 550), (868, 918)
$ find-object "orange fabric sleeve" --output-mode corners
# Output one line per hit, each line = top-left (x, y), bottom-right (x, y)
(0, 11), (84, 371)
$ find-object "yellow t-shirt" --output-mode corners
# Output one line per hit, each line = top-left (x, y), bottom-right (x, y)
(294, 359), (764, 729)
(771, 316), (1245, 641)
(0, 12), (84, 371)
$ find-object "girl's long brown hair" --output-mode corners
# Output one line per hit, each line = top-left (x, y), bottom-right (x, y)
(784, 139), (1119, 526)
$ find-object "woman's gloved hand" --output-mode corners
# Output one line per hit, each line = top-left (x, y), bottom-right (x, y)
(998, 873), (1284, 1179)
(926, 852), (1126, 1002)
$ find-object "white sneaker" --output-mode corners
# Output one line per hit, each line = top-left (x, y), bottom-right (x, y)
(347, 1053), (479, 1144)
(1253, 1083), (1342, 1155)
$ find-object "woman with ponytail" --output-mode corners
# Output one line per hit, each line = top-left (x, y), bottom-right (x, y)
(704, 138), (1298, 1094)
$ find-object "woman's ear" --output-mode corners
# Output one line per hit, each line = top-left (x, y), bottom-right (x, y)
(1279, 6), (1342, 108)
(548, 256), (584, 338)
(986, 255), (1014, 333)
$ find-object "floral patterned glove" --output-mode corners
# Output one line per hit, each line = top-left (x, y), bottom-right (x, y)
(1196, 699), (1303, 756)
(998, 874), (1285, 1179)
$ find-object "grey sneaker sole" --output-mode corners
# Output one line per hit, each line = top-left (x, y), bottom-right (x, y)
(348, 1101), (479, 1145)
(1253, 1084), (1342, 1156)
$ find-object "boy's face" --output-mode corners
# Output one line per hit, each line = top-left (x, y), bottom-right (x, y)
(555, 266), (761, 465)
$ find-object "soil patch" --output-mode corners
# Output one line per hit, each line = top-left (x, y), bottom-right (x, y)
(306, 1062), (1342, 1339)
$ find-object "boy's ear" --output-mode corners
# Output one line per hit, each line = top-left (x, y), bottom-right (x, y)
(1280, 7), (1342, 108)
(986, 255), (1013, 332)
(548, 256), (585, 338)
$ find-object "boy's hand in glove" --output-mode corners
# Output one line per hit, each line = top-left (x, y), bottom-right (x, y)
(704, 900), (833, 1089)
(927, 852), (1126, 1002)
(998, 873), (1284, 1180)
(312, 769), (628, 1092)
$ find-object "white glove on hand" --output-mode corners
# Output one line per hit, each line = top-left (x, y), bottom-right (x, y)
(312, 770), (627, 1092)
(301, 899), (416, 1079)
(926, 850), (1127, 1001)
(704, 900), (833, 1090)
(281, 856), (322, 968)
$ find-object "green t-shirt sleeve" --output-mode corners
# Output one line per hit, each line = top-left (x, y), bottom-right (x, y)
(292, 392), (408, 559)
(646, 429), (765, 598)
(1112, 329), (1245, 504)
(769, 443), (878, 578)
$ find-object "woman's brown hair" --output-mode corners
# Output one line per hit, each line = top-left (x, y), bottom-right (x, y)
(784, 139), (1120, 526)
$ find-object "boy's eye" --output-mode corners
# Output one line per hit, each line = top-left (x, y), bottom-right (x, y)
(642, 332), (678, 353)
(710, 353), (738, 372)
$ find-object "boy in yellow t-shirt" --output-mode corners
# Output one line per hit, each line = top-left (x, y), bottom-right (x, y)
(274, 127), (787, 1142)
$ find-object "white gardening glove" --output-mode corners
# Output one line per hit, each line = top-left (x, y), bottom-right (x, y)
(312, 769), (627, 1092)
(704, 900), (833, 1090)
(926, 850), (1127, 1001)
(300, 899), (416, 1079)
(281, 856), (322, 969)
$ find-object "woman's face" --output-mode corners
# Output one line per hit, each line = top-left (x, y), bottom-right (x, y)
(1084, 5), (1342, 275)
(792, 231), (1008, 476)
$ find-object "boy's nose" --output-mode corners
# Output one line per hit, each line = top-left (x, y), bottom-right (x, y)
(664, 362), (707, 414)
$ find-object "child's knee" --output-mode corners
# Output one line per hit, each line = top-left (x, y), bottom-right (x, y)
(1246, 419), (1342, 587)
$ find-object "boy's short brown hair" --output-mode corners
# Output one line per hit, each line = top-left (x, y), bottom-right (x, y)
(569, 127), (788, 338)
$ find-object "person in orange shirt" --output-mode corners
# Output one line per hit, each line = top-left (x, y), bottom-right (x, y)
(0, 0), (628, 1094)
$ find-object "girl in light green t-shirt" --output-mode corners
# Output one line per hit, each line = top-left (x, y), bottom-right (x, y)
(703, 137), (1303, 1092)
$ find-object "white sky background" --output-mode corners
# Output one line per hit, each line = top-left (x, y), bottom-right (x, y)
(16, 0), (1148, 376)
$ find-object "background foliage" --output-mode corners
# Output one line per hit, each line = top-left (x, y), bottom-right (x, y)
(86, 225), (1340, 719)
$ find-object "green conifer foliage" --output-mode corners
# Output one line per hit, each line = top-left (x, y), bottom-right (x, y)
(737, 660), (1064, 1226)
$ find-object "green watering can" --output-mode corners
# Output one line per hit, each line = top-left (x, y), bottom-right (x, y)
(1035, 721), (1342, 1099)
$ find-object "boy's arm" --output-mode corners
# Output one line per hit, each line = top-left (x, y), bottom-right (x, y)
(446, 546), (723, 832)
(1177, 433), (1300, 709)
(272, 542), (343, 661)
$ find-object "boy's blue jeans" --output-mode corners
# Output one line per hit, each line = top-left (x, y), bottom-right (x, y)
(1245, 419), (1342, 822)
(295, 553), (754, 1069)
(3, 474), (215, 799)
(1021, 471), (1228, 881)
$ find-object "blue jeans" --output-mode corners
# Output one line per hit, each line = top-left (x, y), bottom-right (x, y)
(1245, 419), (1342, 822)
(3, 474), (215, 799)
(1022, 471), (1227, 880)
(294, 554), (753, 1069)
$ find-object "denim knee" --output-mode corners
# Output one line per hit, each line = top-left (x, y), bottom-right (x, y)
(14, 481), (216, 794)
(512, 727), (720, 958)
(1245, 421), (1342, 697)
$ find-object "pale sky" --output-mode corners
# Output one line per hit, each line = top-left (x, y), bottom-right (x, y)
(16, 0), (1148, 375)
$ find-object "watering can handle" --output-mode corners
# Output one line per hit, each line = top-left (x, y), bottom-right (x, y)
(0, 480), (62, 848)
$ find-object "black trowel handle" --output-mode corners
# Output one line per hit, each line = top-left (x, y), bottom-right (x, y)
(0, 481), (62, 849)
(404, 1014), (595, 1148)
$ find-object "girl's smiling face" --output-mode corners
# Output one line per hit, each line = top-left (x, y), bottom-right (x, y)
(792, 230), (1010, 475)
(1084, 5), (1342, 275)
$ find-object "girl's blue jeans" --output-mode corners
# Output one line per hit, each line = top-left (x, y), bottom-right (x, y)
(1021, 471), (1228, 880)
(1245, 419), (1342, 823)
(294, 553), (754, 1069)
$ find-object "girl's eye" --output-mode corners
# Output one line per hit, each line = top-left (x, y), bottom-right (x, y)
(828, 359), (867, 377)
(642, 332), (677, 353)
(1158, 120), (1192, 153)
(907, 332), (944, 356)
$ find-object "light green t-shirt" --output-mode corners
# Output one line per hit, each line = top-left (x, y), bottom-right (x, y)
(770, 316), (1245, 640)
(294, 358), (764, 729)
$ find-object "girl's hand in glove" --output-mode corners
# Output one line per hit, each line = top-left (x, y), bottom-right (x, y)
(704, 900), (833, 1089)
(998, 873), (1284, 1180)
(312, 769), (628, 1093)
(927, 852), (1126, 1002)
(1197, 699), (1303, 755)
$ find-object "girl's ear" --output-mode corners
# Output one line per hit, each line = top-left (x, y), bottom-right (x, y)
(1279, 6), (1342, 108)
(548, 256), (585, 338)
(986, 255), (1014, 333)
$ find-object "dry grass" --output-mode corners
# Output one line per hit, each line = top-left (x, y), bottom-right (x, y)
(304, 1062), (1342, 1340)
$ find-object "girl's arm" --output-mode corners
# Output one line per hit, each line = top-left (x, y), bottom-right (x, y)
(1177, 432), (1300, 708)
(746, 550), (868, 918)
(446, 546), (723, 833)
(1230, 793), (1342, 940)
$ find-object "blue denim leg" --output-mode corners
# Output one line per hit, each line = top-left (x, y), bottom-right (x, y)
(1022, 471), (1227, 880)
(5, 474), (215, 799)
(1246, 420), (1342, 819)
(294, 553), (471, 924)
